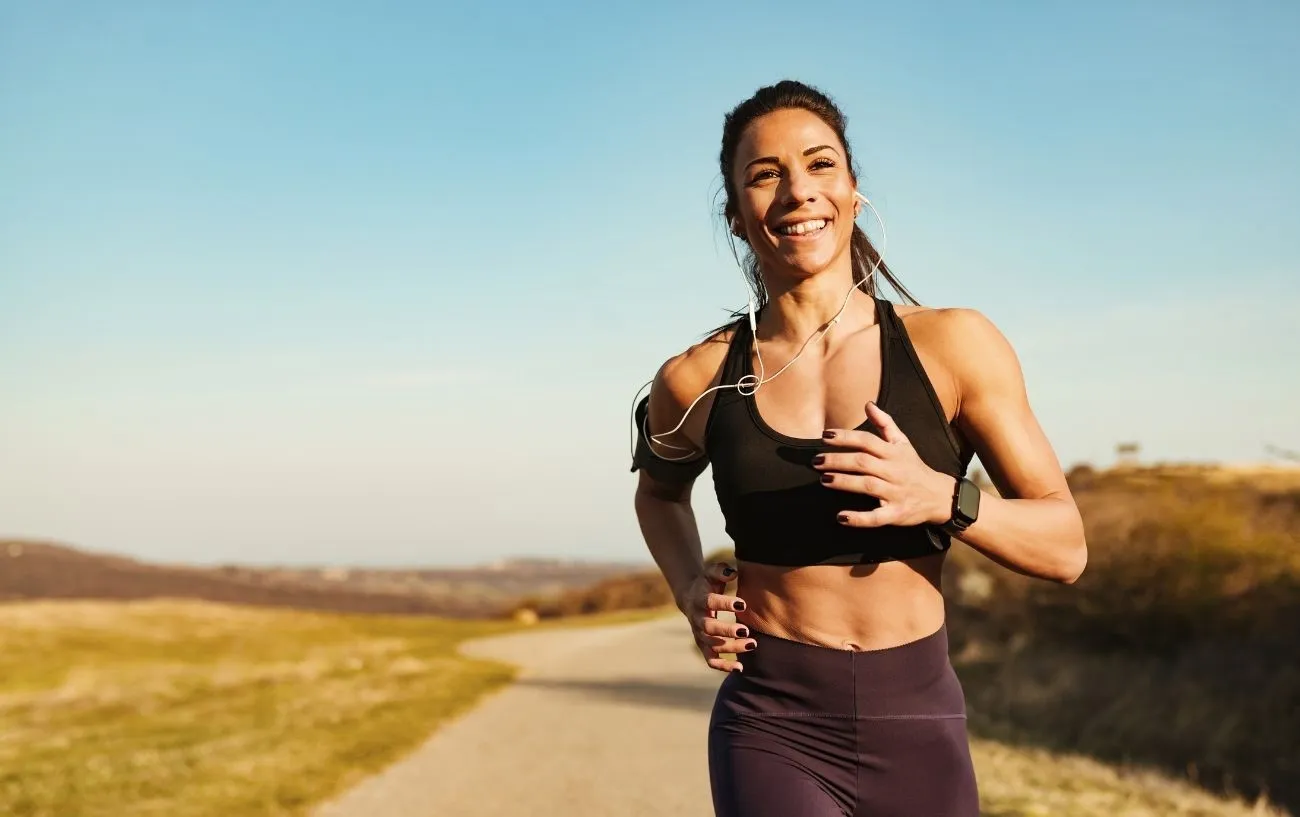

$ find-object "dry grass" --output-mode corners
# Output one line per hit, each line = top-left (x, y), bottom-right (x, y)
(944, 464), (1300, 813)
(0, 599), (658, 817)
(4, 463), (1296, 816)
(1143, 463), (1300, 492)
(971, 737), (1285, 816)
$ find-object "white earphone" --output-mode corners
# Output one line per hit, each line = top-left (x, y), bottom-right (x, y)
(632, 190), (887, 462)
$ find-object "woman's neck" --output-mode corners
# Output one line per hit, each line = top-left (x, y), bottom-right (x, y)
(759, 266), (875, 343)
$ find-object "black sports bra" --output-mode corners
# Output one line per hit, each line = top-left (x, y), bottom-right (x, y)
(633, 298), (974, 567)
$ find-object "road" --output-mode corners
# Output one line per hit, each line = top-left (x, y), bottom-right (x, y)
(310, 613), (721, 817)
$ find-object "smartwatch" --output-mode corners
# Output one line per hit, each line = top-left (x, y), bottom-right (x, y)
(941, 476), (981, 536)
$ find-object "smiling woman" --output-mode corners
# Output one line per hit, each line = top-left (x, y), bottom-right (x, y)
(630, 80), (1087, 817)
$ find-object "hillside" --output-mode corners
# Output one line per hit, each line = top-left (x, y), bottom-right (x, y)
(0, 540), (642, 618)
(942, 463), (1300, 812)
(5, 463), (1297, 810)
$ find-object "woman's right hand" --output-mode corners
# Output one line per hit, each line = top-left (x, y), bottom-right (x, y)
(675, 562), (756, 672)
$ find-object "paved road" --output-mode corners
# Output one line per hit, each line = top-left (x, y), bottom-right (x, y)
(311, 614), (723, 817)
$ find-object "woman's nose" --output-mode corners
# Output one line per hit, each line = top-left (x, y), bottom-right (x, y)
(780, 169), (817, 205)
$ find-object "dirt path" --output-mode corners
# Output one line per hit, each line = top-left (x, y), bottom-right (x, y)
(310, 614), (719, 817)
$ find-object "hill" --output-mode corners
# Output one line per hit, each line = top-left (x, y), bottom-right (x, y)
(0, 540), (643, 618)
(942, 463), (1300, 812)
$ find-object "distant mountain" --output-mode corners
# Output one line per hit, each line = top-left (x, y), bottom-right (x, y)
(0, 540), (643, 618)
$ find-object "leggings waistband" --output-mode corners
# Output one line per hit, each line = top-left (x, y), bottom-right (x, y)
(723, 623), (963, 719)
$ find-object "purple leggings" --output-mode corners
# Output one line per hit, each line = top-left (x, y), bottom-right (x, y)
(708, 624), (979, 816)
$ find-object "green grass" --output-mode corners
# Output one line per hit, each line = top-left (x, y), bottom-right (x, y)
(0, 599), (663, 817)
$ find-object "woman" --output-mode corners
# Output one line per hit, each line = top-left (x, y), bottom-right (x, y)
(631, 80), (1087, 817)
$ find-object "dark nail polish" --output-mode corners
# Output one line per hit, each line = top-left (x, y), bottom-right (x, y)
(837, 513), (850, 524)
(744, 641), (756, 651)
(733, 600), (746, 612)
(822, 430), (837, 440)
(821, 474), (833, 484)
(736, 627), (749, 638)
(811, 454), (825, 466)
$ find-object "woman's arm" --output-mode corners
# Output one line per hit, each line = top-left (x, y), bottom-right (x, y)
(633, 349), (719, 603)
(814, 308), (1086, 584)
(940, 308), (1086, 583)
(632, 341), (754, 670)
(634, 472), (708, 608)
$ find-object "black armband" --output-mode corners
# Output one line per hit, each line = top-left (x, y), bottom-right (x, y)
(630, 394), (709, 483)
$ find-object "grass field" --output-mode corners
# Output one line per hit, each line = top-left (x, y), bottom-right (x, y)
(4, 465), (1296, 816)
(0, 599), (656, 817)
(971, 736), (1284, 816)
(3, 598), (1290, 817)
(946, 463), (1300, 815)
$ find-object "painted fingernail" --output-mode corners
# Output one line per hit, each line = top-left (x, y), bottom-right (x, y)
(811, 454), (825, 466)
(744, 641), (757, 651)
(837, 513), (850, 524)
(736, 627), (749, 638)
(822, 430), (837, 440)
(821, 474), (833, 484)
(733, 600), (746, 612)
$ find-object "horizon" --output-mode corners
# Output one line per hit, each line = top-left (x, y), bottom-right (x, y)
(2, 535), (653, 570)
(8, 459), (1297, 570)
(3, 2), (1298, 567)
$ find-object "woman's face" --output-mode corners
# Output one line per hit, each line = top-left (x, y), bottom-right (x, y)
(731, 108), (858, 281)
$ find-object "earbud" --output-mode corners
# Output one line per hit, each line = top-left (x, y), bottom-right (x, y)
(853, 190), (868, 217)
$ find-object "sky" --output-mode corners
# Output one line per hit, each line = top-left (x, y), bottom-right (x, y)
(2, 2), (1297, 567)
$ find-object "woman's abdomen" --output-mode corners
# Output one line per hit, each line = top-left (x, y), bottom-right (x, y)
(733, 554), (947, 651)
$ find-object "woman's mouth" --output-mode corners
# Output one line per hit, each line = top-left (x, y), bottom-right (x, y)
(774, 218), (829, 238)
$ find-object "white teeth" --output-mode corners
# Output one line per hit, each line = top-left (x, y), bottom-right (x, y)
(777, 219), (827, 236)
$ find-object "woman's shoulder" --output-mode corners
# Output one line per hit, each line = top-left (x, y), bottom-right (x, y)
(893, 302), (1022, 389)
(894, 303), (1008, 348)
(654, 321), (740, 408)
(640, 319), (741, 458)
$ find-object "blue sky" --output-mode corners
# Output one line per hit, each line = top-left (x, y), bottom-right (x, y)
(2, 2), (1297, 567)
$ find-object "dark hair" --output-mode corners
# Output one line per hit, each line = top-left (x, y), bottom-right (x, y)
(716, 80), (917, 320)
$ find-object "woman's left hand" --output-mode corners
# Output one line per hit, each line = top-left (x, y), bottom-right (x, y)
(814, 401), (956, 528)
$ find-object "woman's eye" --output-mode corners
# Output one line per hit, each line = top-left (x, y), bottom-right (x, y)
(810, 158), (836, 170)
(749, 169), (779, 183)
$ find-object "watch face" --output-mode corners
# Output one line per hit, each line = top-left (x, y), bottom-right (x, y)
(956, 477), (981, 522)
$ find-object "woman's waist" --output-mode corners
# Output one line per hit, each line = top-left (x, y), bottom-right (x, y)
(732, 557), (945, 651)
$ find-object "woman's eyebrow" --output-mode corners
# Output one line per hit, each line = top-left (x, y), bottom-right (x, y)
(743, 144), (840, 172)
